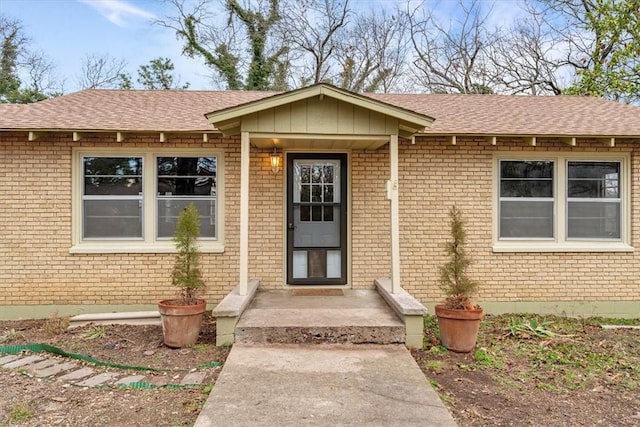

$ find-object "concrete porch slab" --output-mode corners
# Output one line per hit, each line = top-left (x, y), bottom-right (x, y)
(235, 289), (405, 345)
(195, 343), (457, 427)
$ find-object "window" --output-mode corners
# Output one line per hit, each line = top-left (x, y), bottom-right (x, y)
(83, 157), (143, 239)
(499, 160), (554, 239)
(156, 157), (216, 239)
(73, 149), (223, 253)
(567, 161), (620, 239)
(494, 154), (631, 252)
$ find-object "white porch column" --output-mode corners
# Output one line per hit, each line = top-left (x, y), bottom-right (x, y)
(390, 134), (401, 294)
(239, 131), (250, 296)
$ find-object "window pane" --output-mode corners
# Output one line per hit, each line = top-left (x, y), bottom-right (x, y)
(311, 166), (322, 183)
(312, 205), (322, 221)
(326, 250), (341, 278)
(158, 177), (215, 196)
(299, 205), (311, 222)
(323, 185), (334, 203)
(293, 251), (308, 278)
(568, 162), (619, 198)
(500, 201), (553, 238)
(568, 202), (620, 239)
(157, 157), (216, 177)
(501, 180), (553, 197)
(85, 177), (142, 196)
(157, 199), (216, 238)
(500, 160), (553, 197)
(501, 160), (553, 179)
(312, 185), (322, 202)
(84, 157), (142, 176)
(324, 166), (334, 183)
(83, 200), (142, 238)
(323, 206), (334, 221)
(157, 157), (216, 196)
(84, 157), (142, 196)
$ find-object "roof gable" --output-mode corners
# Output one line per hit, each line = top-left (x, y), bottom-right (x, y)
(205, 83), (434, 139)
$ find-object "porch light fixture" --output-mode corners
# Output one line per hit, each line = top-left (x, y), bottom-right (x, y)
(270, 148), (281, 174)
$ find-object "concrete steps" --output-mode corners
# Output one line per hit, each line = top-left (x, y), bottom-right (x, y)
(235, 289), (405, 345)
(0, 353), (209, 388)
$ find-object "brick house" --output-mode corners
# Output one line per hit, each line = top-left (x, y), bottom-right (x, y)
(1, 83), (639, 320)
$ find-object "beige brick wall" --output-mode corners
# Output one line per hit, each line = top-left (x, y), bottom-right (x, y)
(396, 137), (640, 305)
(0, 133), (284, 306)
(1, 132), (638, 312)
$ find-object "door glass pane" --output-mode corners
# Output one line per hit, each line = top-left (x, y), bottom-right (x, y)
(312, 206), (322, 221)
(324, 185), (334, 203)
(293, 251), (307, 278)
(308, 250), (326, 277)
(312, 185), (322, 202)
(327, 250), (341, 278)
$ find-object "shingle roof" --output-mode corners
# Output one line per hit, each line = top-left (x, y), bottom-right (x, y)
(1, 88), (638, 137)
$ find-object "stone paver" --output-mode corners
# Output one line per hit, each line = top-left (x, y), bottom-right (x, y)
(2, 355), (43, 369)
(76, 372), (118, 387)
(145, 375), (170, 386)
(1, 354), (212, 388)
(26, 358), (60, 371)
(58, 367), (95, 382)
(180, 372), (206, 385)
(0, 355), (19, 366)
(115, 375), (146, 385)
(35, 362), (77, 378)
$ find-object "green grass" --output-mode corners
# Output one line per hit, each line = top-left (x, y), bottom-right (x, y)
(81, 325), (108, 340)
(424, 360), (446, 373)
(5, 402), (35, 424)
(473, 347), (502, 368)
(419, 314), (640, 394)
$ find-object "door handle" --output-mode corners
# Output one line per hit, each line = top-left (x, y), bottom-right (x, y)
(288, 223), (295, 230)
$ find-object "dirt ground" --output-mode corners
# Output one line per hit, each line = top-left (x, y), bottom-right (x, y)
(0, 315), (228, 426)
(412, 315), (640, 427)
(1, 314), (639, 426)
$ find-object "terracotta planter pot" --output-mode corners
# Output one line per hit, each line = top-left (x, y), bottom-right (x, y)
(435, 304), (484, 353)
(158, 299), (206, 348)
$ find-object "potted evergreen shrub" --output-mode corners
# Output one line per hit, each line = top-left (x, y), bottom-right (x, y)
(158, 203), (207, 348)
(434, 206), (483, 353)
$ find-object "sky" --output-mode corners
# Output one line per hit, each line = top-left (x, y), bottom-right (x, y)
(2, 0), (213, 91)
(1, 0), (528, 93)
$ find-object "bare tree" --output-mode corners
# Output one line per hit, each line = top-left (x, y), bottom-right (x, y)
(137, 57), (190, 90)
(277, 0), (351, 86)
(77, 53), (128, 89)
(408, 0), (497, 94)
(541, 0), (640, 103)
(1, 15), (61, 103)
(337, 8), (409, 93)
(488, 6), (563, 95)
(157, 0), (286, 90)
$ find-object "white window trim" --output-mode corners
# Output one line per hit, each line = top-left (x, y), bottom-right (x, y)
(492, 152), (633, 253)
(71, 148), (225, 254)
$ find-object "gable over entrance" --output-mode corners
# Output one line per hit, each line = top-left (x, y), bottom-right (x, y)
(206, 84), (434, 149)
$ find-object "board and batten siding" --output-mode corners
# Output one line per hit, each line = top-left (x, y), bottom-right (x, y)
(241, 97), (400, 136)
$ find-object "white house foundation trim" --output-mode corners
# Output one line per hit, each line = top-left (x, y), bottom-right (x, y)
(389, 134), (401, 294)
(239, 131), (250, 296)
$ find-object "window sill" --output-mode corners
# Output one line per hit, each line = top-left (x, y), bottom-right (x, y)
(492, 242), (634, 253)
(69, 242), (225, 254)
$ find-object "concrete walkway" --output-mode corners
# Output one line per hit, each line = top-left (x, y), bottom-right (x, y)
(195, 343), (457, 426)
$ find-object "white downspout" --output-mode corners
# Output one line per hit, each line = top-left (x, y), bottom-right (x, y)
(239, 131), (250, 296)
(389, 134), (401, 294)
